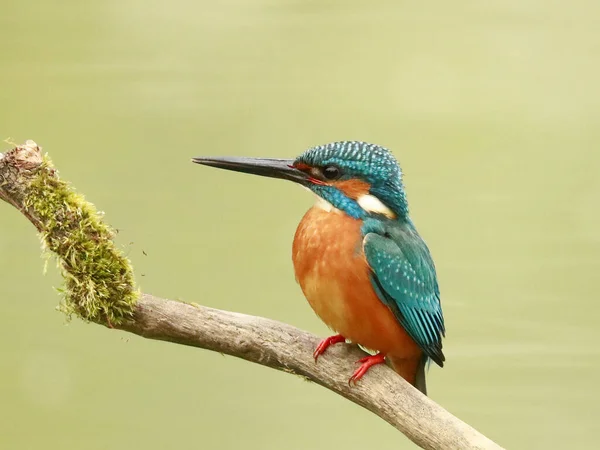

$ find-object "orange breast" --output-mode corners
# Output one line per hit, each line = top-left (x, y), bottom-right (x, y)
(292, 206), (421, 359)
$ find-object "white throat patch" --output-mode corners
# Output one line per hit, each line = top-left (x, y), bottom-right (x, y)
(313, 192), (396, 219)
(314, 196), (343, 214)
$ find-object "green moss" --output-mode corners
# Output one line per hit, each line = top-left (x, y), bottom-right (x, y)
(23, 155), (138, 325)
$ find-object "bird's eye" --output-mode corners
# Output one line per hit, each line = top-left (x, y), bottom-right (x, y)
(322, 165), (341, 180)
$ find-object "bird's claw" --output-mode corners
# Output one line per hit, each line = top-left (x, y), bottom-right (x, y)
(348, 353), (386, 385)
(313, 334), (346, 361)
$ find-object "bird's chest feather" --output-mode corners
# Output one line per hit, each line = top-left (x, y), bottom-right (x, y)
(291, 205), (421, 357)
(292, 205), (372, 332)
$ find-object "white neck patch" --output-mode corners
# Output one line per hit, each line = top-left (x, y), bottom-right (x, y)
(357, 194), (396, 219)
(312, 192), (396, 219)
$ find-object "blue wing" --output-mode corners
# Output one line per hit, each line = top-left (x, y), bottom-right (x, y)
(362, 219), (445, 366)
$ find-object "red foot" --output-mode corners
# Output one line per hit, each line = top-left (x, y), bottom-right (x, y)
(349, 353), (386, 385)
(313, 334), (346, 361)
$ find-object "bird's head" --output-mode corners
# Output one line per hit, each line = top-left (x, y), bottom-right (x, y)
(193, 141), (408, 220)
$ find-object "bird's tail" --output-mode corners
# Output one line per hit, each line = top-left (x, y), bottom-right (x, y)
(414, 355), (428, 396)
(388, 354), (428, 396)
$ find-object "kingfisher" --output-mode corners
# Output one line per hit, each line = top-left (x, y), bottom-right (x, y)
(192, 141), (445, 394)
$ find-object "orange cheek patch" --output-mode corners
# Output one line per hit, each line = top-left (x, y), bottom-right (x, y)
(333, 179), (371, 199)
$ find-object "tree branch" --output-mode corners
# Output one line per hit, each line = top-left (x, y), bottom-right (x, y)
(0, 141), (504, 450)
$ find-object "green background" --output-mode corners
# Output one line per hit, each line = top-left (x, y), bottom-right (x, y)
(1, 1), (599, 449)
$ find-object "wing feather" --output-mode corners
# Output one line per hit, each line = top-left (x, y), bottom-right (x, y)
(362, 222), (445, 366)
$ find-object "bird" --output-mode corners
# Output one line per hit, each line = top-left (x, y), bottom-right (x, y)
(192, 141), (445, 394)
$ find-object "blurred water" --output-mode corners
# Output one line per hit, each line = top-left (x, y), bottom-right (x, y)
(1, 1), (599, 449)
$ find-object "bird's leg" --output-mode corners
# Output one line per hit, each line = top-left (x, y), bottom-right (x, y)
(348, 353), (386, 385)
(313, 334), (346, 361)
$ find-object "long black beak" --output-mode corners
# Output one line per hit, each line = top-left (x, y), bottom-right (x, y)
(192, 156), (309, 185)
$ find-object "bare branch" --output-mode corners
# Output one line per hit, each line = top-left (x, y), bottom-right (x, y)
(0, 141), (504, 450)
